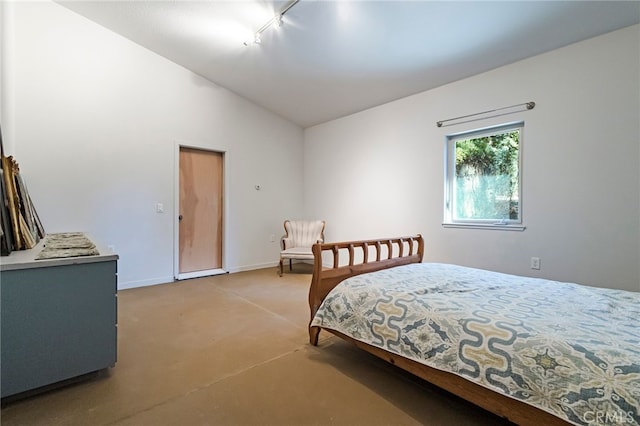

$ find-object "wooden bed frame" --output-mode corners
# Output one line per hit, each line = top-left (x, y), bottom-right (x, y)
(308, 235), (569, 426)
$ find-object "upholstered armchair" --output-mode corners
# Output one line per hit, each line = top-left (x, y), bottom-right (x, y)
(279, 220), (326, 276)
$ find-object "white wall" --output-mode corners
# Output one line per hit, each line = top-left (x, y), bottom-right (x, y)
(4, 1), (305, 288)
(4, 3), (638, 292)
(1, 1), (16, 154)
(305, 25), (640, 292)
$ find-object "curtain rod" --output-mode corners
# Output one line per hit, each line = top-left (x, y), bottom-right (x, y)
(436, 101), (535, 128)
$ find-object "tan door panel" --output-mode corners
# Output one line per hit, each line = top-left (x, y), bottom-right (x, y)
(179, 148), (223, 274)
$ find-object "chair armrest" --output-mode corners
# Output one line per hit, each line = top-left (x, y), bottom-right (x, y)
(281, 237), (293, 250)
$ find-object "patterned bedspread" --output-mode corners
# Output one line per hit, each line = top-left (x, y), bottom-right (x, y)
(311, 263), (640, 426)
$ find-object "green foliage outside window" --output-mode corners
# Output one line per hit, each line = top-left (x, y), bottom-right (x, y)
(454, 130), (520, 221)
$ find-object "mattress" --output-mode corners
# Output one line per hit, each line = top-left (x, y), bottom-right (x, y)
(311, 262), (640, 426)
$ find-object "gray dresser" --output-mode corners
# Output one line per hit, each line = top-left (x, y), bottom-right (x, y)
(0, 241), (118, 398)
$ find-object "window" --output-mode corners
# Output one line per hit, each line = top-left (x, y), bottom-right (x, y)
(444, 122), (525, 230)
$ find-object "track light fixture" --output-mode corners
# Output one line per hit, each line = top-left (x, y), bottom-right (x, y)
(244, 0), (299, 46)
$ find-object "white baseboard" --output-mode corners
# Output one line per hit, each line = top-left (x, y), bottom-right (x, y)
(227, 261), (278, 273)
(177, 268), (227, 280)
(117, 261), (314, 290)
(118, 276), (174, 290)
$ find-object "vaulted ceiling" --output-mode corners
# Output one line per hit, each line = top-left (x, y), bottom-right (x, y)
(57, 1), (640, 128)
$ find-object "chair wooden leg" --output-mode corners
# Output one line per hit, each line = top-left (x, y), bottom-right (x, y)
(279, 259), (283, 277)
(289, 259), (293, 271)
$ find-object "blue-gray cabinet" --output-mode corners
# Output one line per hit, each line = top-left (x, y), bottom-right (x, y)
(1, 244), (118, 398)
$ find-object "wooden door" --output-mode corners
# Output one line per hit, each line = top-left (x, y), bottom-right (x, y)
(179, 148), (223, 275)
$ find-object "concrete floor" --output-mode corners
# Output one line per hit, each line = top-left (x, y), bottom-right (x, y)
(1, 265), (510, 425)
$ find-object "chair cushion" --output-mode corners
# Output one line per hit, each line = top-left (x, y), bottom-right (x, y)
(280, 247), (314, 260)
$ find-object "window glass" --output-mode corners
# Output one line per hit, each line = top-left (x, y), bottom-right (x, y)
(445, 123), (523, 226)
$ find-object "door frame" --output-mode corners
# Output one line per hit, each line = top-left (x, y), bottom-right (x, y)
(174, 141), (228, 280)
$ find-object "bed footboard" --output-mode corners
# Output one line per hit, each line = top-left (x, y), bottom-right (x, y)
(308, 235), (424, 345)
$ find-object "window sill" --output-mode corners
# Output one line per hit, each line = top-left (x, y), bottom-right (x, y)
(442, 223), (526, 231)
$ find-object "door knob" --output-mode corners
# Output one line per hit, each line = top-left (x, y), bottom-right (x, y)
(179, 215), (183, 221)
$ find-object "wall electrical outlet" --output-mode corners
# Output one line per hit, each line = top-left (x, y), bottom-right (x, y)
(270, 234), (276, 243)
(530, 257), (541, 270)
(156, 203), (164, 213)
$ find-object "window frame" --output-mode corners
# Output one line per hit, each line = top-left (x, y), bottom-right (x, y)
(443, 121), (526, 231)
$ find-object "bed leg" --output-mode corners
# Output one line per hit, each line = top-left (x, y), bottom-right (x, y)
(309, 326), (320, 346)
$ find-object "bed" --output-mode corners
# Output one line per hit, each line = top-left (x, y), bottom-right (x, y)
(308, 235), (640, 426)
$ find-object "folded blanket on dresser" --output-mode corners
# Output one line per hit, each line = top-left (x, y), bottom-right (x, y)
(35, 232), (100, 260)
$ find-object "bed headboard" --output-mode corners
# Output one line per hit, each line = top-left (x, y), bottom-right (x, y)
(308, 235), (424, 344)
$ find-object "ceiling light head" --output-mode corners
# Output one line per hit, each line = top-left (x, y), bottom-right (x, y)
(242, 32), (262, 47)
(242, 0), (299, 46)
